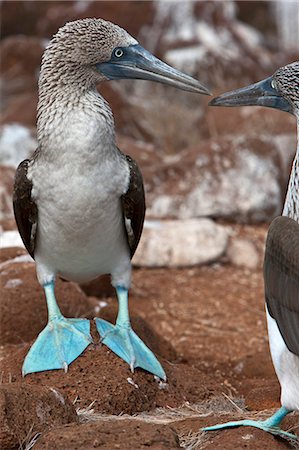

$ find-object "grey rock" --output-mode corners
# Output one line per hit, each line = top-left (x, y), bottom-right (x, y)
(0, 124), (37, 168)
(133, 218), (228, 267)
(146, 134), (285, 223)
(227, 238), (260, 270)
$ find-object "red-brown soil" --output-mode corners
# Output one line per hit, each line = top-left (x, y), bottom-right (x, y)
(1, 241), (298, 449)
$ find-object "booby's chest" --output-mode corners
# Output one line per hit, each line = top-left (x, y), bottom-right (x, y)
(28, 139), (131, 280)
(29, 93), (130, 224)
(29, 151), (129, 233)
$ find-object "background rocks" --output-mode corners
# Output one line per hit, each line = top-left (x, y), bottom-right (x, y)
(133, 219), (228, 267)
(145, 134), (291, 223)
(227, 238), (260, 270)
(0, 124), (37, 168)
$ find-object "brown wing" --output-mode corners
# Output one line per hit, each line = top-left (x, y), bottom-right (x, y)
(13, 159), (38, 259)
(121, 155), (145, 258)
(264, 216), (299, 355)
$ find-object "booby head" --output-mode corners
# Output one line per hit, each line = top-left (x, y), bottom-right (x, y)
(209, 61), (299, 115)
(43, 18), (210, 95)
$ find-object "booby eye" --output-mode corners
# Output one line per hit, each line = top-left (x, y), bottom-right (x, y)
(114, 48), (124, 58)
(271, 79), (277, 90)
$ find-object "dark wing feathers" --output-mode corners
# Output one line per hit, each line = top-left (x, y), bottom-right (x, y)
(13, 154), (144, 261)
(121, 155), (145, 258)
(13, 159), (38, 259)
(264, 216), (299, 355)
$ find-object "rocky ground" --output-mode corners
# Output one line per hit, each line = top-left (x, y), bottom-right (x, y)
(1, 239), (299, 449)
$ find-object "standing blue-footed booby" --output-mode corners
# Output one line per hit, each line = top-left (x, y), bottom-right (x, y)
(13, 18), (210, 380)
(202, 62), (299, 440)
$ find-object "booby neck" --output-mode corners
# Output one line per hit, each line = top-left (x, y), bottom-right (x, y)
(282, 120), (299, 221)
(36, 55), (116, 162)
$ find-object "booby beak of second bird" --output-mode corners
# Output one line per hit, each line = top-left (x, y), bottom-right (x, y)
(97, 44), (211, 95)
(209, 76), (293, 114)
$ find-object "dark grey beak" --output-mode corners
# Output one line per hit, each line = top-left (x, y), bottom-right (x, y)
(97, 44), (211, 95)
(209, 76), (293, 114)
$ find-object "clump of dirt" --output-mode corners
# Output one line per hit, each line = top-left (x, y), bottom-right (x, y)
(0, 261), (94, 345)
(1, 320), (217, 415)
(0, 383), (77, 449)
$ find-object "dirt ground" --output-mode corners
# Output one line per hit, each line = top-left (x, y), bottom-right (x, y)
(0, 233), (298, 449)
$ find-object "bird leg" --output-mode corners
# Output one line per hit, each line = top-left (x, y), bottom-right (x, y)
(202, 406), (297, 440)
(22, 281), (92, 376)
(95, 286), (166, 380)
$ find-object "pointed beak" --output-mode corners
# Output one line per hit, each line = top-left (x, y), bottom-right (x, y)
(97, 44), (211, 95)
(209, 76), (293, 114)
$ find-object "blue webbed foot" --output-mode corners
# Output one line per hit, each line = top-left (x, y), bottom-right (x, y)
(23, 317), (92, 376)
(202, 407), (297, 441)
(95, 318), (166, 380)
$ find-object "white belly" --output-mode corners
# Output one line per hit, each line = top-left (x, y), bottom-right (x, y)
(30, 155), (131, 288)
(266, 306), (299, 410)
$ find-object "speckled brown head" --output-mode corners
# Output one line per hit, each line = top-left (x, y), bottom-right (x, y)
(273, 62), (299, 112)
(40, 18), (210, 94)
(209, 61), (299, 115)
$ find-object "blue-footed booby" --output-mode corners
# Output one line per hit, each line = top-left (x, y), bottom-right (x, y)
(202, 62), (299, 440)
(13, 18), (210, 380)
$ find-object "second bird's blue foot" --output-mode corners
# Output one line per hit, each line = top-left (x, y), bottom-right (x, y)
(23, 317), (92, 376)
(95, 318), (166, 380)
(202, 418), (297, 441)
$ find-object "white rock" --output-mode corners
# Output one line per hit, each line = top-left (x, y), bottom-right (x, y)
(0, 124), (37, 168)
(227, 238), (260, 270)
(146, 134), (284, 223)
(4, 278), (23, 288)
(0, 254), (33, 270)
(0, 230), (24, 249)
(132, 219), (228, 267)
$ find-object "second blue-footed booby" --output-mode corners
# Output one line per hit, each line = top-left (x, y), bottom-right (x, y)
(13, 18), (210, 380)
(202, 62), (299, 440)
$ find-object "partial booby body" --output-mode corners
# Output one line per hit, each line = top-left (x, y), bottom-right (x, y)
(14, 18), (210, 380)
(202, 62), (299, 439)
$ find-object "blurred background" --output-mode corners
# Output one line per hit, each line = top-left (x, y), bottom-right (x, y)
(3, 5), (299, 446)
(1, 0), (299, 268)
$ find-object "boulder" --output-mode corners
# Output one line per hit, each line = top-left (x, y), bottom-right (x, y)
(0, 230), (24, 249)
(227, 238), (260, 270)
(133, 219), (228, 267)
(146, 134), (288, 223)
(0, 125), (37, 167)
